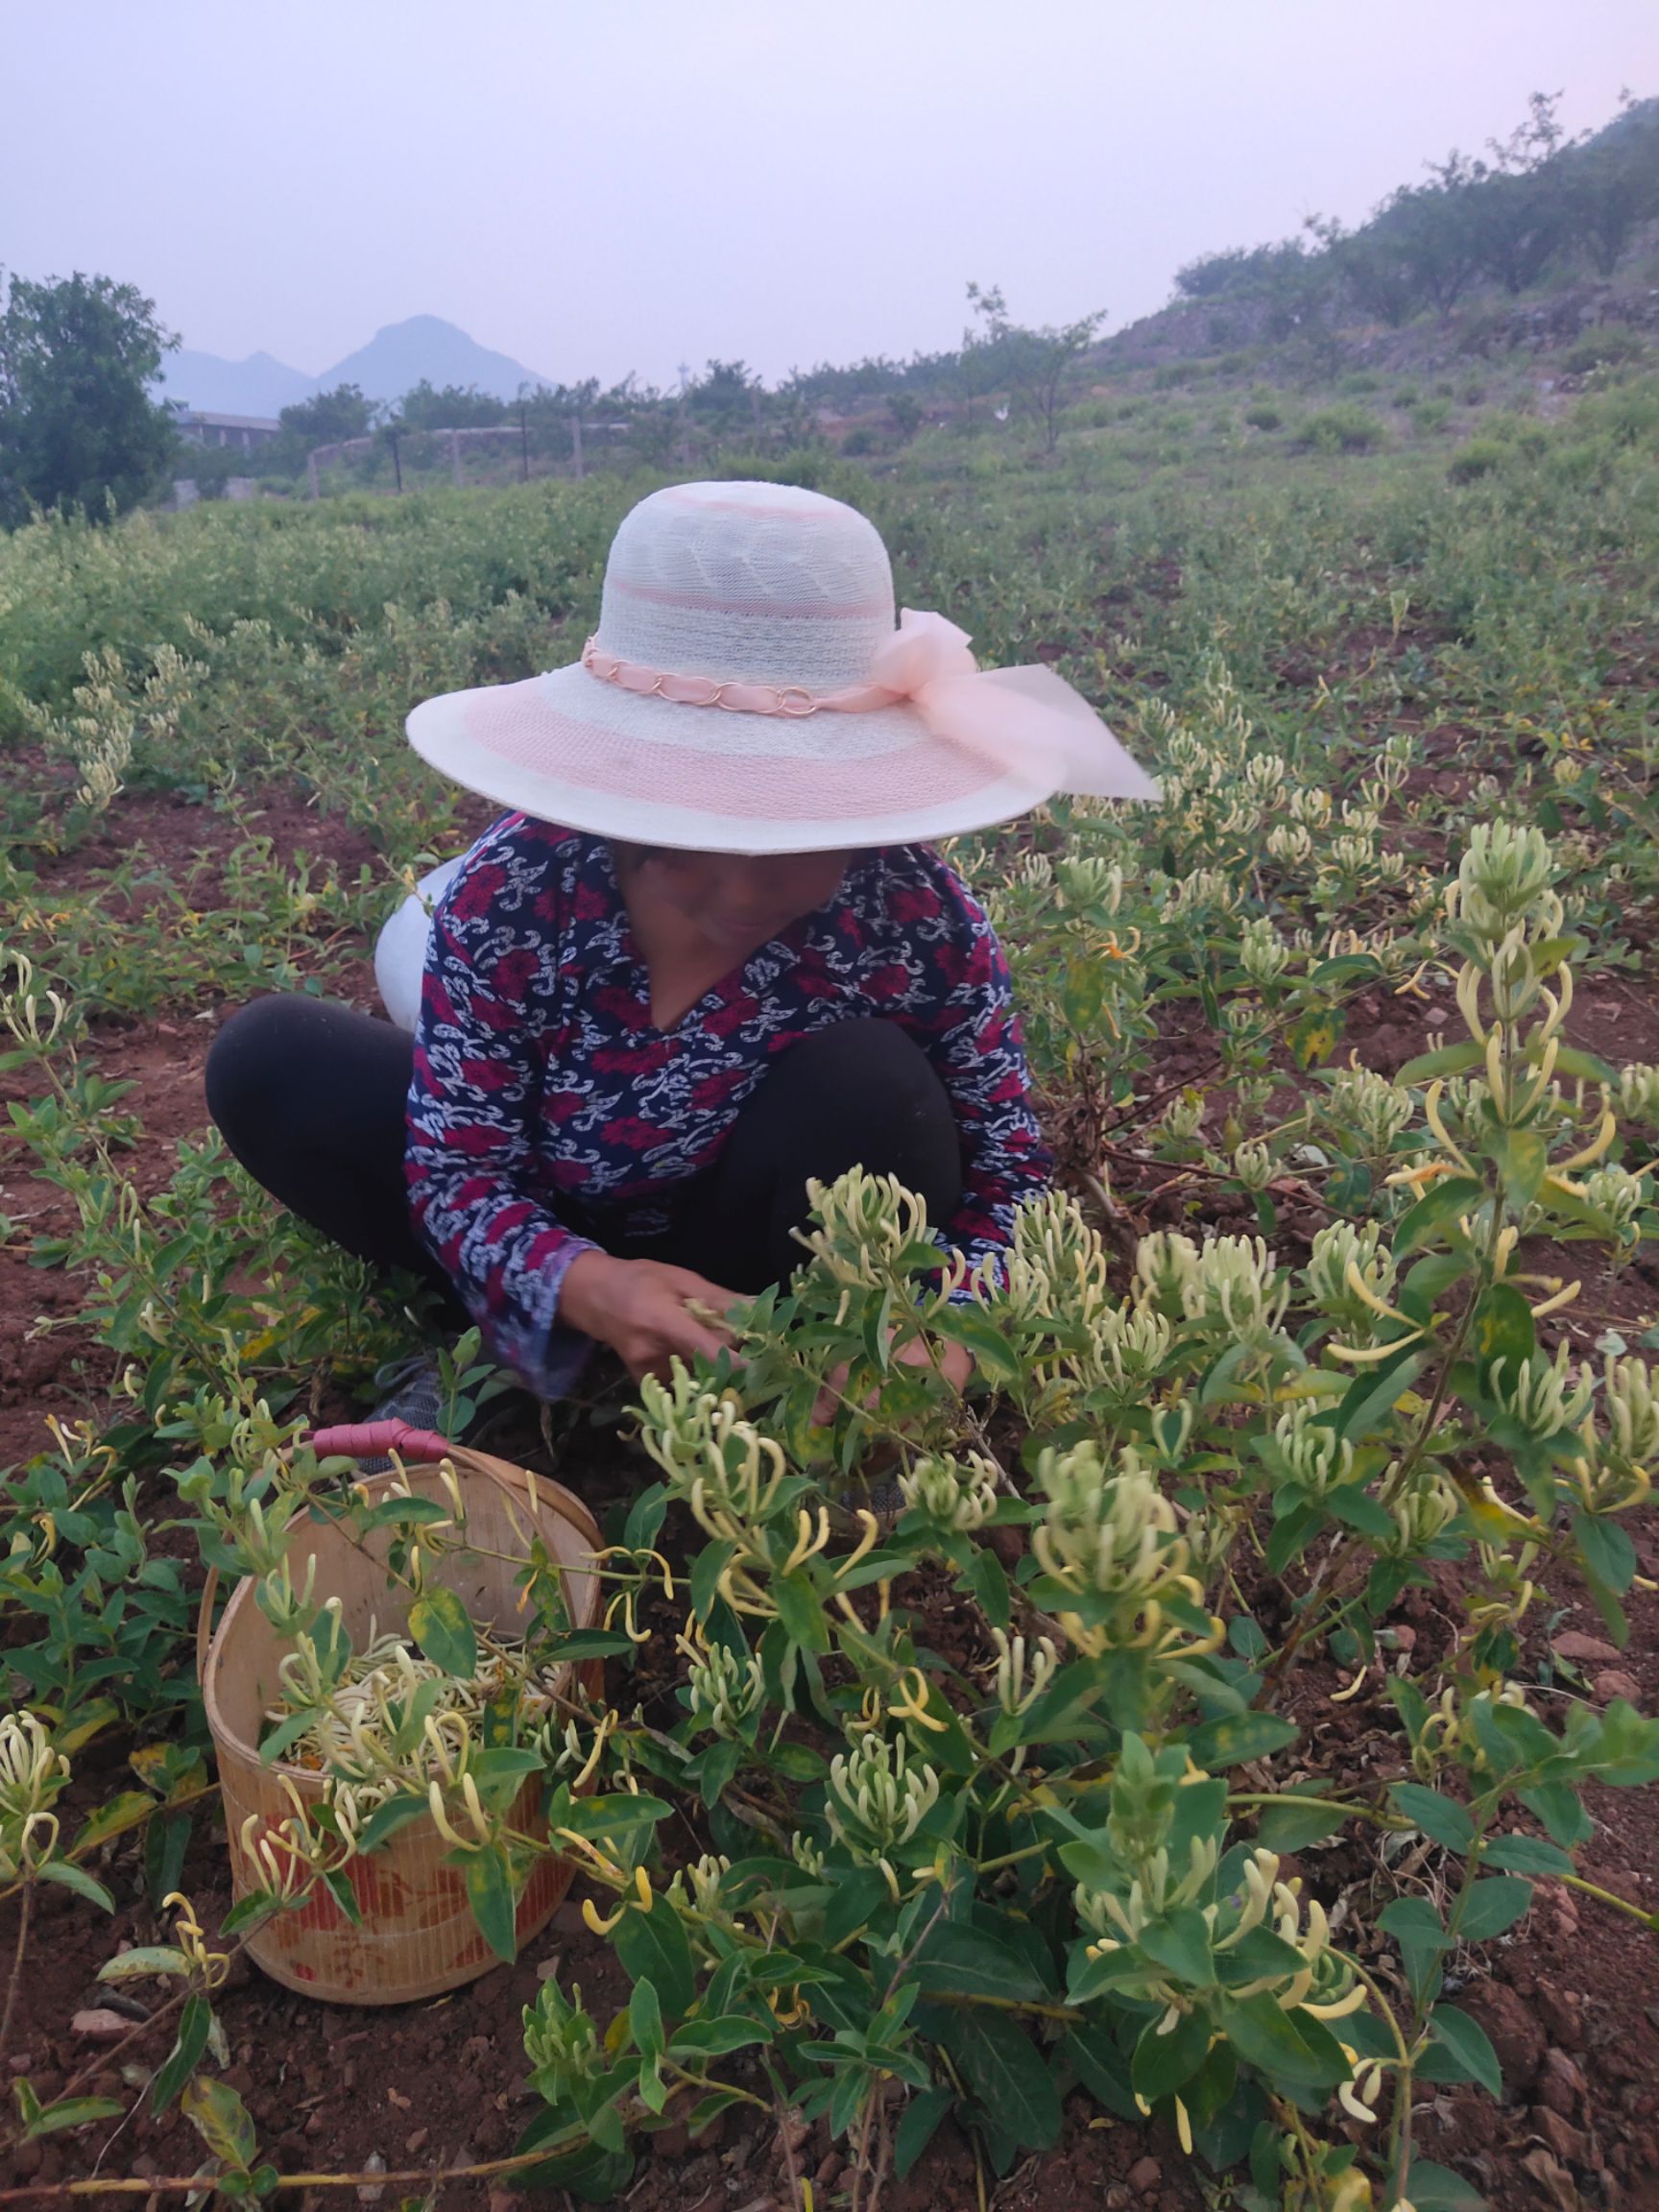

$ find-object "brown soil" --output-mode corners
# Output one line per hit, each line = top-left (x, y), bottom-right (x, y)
(4, 784), (1659, 2212)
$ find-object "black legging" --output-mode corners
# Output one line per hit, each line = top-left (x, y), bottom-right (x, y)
(204, 997), (964, 1309)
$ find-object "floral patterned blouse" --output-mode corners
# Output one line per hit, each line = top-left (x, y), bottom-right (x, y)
(405, 813), (1050, 1395)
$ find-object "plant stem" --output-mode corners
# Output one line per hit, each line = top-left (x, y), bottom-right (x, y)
(0, 2144), (575, 2203)
(0, 1883), (33, 2064)
(1560, 1870), (1659, 1929)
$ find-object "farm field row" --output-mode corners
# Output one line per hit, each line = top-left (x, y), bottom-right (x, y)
(2, 364), (1658, 2211)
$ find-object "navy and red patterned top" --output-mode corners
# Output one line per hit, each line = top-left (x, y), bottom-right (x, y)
(405, 813), (1051, 1395)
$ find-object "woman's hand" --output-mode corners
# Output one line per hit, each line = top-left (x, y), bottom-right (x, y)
(560, 1250), (741, 1383)
(812, 1335), (974, 1424)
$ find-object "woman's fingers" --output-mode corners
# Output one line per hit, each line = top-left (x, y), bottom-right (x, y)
(811, 1360), (852, 1426)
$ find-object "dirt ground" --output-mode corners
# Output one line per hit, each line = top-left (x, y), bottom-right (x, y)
(4, 785), (1659, 2212)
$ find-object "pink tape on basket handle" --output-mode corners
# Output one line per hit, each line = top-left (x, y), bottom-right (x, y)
(309, 1418), (453, 1462)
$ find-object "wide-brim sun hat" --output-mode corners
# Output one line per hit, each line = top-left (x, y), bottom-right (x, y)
(406, 479), (1159, 854)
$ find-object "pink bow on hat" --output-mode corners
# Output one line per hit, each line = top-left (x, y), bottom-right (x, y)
(866, 610), (1160, 801)
(579, 606), (1159, 803)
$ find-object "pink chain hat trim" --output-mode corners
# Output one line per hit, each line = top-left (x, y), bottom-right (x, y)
(581, 635), (899, 718)
(576, 608), (1160, 802)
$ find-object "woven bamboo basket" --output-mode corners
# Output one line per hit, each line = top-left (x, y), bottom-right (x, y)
(200, 1432), (600, 2005)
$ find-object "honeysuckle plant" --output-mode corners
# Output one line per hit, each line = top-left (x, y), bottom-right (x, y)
(10, 826), (1655, 2212)
(499, 824), (1658, 2212)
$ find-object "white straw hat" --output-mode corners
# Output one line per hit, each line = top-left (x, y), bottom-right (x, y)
(406, 480), (1158, 854)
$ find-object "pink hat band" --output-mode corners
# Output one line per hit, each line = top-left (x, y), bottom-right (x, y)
(580, 608), (1160, 798)
(405, 480), (1159, 854)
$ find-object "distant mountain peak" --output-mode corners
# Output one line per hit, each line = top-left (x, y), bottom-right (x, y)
(156, 316), (553, 418)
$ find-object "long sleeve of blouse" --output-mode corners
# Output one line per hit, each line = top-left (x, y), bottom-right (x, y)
(404, 816), (1051, 1394)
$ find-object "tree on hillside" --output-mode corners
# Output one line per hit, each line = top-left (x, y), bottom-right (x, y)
(398, 379), (507, 429)
(963, 284), (1111, 451)
(686, 360), (762, 435)
(277, 383), (373, 447)
(0, 270), (178, 527)
(1561, 94), (1659, 275)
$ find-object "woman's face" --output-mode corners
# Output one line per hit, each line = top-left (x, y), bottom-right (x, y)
(622, 846), (853, 957)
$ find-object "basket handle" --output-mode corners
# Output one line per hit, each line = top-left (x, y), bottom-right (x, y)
(193, 1439), (574, 1684)
(308, 1419), (454, 1461)
(196, 1565), (220, 1684)
(196, 1424), (450, 1681)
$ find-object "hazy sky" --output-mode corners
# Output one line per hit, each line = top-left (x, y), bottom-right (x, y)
(6, 1), (1655, 388)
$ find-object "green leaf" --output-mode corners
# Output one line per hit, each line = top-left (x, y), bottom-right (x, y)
(1393, 1175), (1485, 1258)
(613, 1902), (696, 2019)
(181, 2075), (257, 2177)
(19, 2093), (125, 2140)
(1489, 1127), (1549, 1208)
(36, 1859), (114, 1911)
(1389, 1783), (1475, 1854)
(1376, 1895), (1451, 2003)
(1397, 1040), (1485, 1084)
(964, 1545), (1011, 1629)
(1480, 1833), (1574, 1877)
(630, 1977), (664, 2063)
(463, 1844), (518, 1963)
(542, 1630), (639, 1663)
(1423, 2005), (1502, 2098)
(1214, 1993), (1353, 2098)
(1288, 1007), (1341, 1070)
(1575, 1509), (1638, 1597)
(408, 1585), (478, 1679)
(71, 1791), (157, 1854)
(937, 1304), (1023, 1387)
(894, 2085), (953, 2177)
(1330, 1349), (1425, 1441)
(356, 1791), (430, 1854)
(1187, 1711), (1298, 1769)
(1254, 1798), (1348, 1853)
(1550, 1043), (1618, 1084)
(1517, 1782), (1595, 1848)
(914, 1923), (1054, 2004)
(1456, 1874), (1532, 1943)
(773, 1571), (832, 1653)
(1136, 1907), (1215, 1989)
(1060, 2021), (1140, 2121)
(1406, 2159), (1488, 2211)
(152, 1993), (213, 2114)
(938, 2008), (1061, 2153)
(822, 1864), (889, 1948)
(551, 1790), (674, 1840)
(669, 2015), (771, 2058)
(1132, 2005), (1212, 2100)
(143, 1809), (191, 1910)
(98, 1945), (192, 1982)
(256, 1708), (323, 1767)
(688, 1539), (736, 1623)
(1475, 1282), (1537, 1376)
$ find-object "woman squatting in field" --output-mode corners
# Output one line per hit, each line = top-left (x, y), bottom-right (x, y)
(205, 481), (1157, 1431)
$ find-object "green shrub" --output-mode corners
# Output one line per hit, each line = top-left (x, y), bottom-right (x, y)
(1243, 400), (1283, 431)
(1447, 440), (1506, 484)
(1339, 370), (1382, 394)
(1408, 398), (1453, 435)
(1560, 325), (1647, 376)
(1297, 404), (1386, 454)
